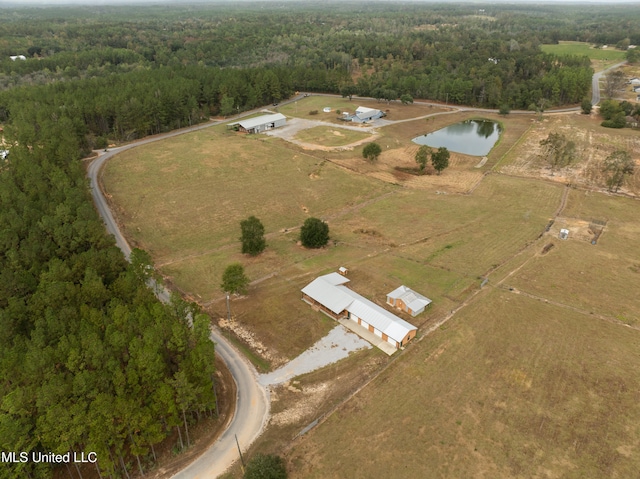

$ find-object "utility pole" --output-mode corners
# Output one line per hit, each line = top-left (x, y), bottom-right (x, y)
(226, 293), (231, 341)
(235, 434), (246, 472)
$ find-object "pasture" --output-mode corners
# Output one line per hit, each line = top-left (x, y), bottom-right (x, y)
(541, 41), (627, 64)
(103, 107), (564, 362)
(103, 94), (640, 477)
(499, 113), (640, 195)
(286, 289), (640, 478)
(507, 189), (640, 324)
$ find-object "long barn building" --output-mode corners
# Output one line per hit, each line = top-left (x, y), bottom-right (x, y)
(301, 273), (417, 349)
(228, 113), (286, 134)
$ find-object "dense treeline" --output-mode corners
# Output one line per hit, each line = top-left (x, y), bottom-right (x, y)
(0, 78), (217, 478)
(2, 2), (634, 111)
(0, 64), (318, 144)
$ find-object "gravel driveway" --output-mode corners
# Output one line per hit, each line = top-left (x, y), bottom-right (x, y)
(258, 325), (371, 386)
(263, 117), (378, 150)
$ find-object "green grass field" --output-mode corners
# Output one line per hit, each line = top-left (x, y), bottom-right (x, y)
(104, 125), (391, 264)
(286, 289), (640, 478)
(541, 41), (626, 61)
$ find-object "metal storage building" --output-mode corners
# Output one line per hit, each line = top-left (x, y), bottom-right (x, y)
(229, 113), (286, 134)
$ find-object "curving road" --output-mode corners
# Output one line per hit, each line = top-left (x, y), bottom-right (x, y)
(591, 61), (627, 106)
(87, 120), (270, 479)
(87, 60), (621, 477)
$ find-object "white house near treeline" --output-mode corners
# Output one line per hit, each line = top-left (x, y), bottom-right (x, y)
(301, 273), (418, 349)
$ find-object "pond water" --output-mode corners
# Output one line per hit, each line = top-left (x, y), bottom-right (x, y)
(412, 119), (503, 156)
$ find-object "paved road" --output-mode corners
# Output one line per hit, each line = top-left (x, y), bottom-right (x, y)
(87, 119), (270, 479)
(591, 61), (627, 106)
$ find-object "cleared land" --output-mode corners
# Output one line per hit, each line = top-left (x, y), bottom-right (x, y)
(286, 289), (640, 479)
(499, 113), (640, 196)
(103, 103), (559, 362)
(507, 189), (640, 324)
(278, 95), (448, 122)
(103, 97), (640, 478)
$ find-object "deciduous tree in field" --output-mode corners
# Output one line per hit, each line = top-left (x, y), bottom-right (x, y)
(415, 145), (432, 171)
(240, 216), (266, 256)
(300, 217), (329, 248)
(603, 150), (634, 192)
(431, 147), (450, 175)
(340, 84), (358, 101)
(539, 132), (576, 170)
(400, 94), (414, 104)
(603, 70), (626, 99)
(362, 142), (382, 162)
(221, 263), (250, 295)
(581, 99), (592, 114)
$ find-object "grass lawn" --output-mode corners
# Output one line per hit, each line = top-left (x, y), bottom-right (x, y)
(293, 126), (372, 147)
(286, 289), (640, 478)
(541, 41), (626, 63)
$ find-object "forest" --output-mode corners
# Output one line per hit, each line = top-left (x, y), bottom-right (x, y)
(0, 2), (638, 478)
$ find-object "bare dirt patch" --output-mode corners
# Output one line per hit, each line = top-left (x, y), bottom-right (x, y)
(546, 216), (607, 244)
(334, 142), (484, 193)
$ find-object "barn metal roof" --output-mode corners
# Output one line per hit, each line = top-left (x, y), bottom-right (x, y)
(387, 285), (432, 312)
(301, 273), (416, 343)
(235, 113), (286, 130)
(301, 273), (352, 314)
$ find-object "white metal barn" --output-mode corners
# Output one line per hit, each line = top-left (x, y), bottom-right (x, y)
(229, 113), (286, 134)
(350, 106), (384, 123)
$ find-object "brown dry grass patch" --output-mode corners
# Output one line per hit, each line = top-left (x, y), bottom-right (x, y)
(286, 290), (640, 478)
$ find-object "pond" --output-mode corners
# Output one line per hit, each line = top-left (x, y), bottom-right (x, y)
(412, 119), (503, 156)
